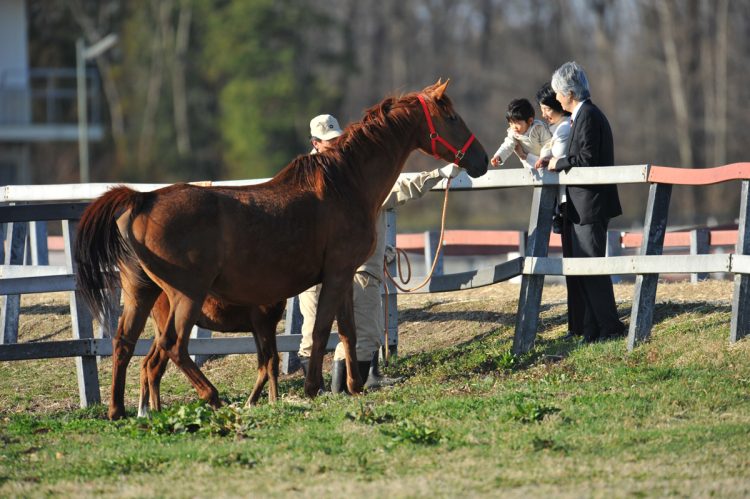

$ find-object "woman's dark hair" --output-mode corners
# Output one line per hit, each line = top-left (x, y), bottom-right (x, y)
(505, 98), (535, 122)
(535, 82), (570, 116)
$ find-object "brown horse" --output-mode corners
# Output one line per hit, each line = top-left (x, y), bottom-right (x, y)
(138, 293), (286, 417)
(75, 80), (488, 420)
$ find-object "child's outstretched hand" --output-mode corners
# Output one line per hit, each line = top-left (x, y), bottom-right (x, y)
(490, 156), (502, 167)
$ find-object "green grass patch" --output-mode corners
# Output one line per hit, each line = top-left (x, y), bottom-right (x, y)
(1, 286), (749, 496)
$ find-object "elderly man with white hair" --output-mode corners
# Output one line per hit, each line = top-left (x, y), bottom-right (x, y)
(547, 62), (625, 343)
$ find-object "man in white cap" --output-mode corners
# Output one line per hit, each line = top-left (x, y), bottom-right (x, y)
(297, 114), (463, 393)
(309, 114), (343, 153)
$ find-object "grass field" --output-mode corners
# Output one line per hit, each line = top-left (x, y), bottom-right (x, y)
(1, 281), (749, 497)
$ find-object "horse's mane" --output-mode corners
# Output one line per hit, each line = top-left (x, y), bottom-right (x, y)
(276, 86), (449, 199)
(330, 92), (421, 165)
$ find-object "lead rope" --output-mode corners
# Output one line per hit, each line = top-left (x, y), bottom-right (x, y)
(382, 177), (452, 365)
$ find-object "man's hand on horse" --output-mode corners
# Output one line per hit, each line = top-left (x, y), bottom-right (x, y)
(438, 163), (463, 179)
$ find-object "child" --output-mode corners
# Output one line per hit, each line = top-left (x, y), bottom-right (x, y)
(490, 98), (551, 168)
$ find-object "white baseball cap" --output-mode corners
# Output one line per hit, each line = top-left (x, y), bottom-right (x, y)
(310, 114), (343, 141)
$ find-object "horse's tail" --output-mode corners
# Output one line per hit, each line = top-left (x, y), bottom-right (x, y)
(75, 186), (146, 321)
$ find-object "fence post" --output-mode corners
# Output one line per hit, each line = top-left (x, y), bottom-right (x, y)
(627, 182), (672, 351)
(384, 209), (399, 358)
(190, 326), (212, 367)
(28, 221), (49, 265)
(512, 185), (556, 354)
(730, 180), (750, 342)
(62, 219), (101, 406)
(423, 230), (444, 276)
(606, 230), (623, 284)
(690, 228), (710, 283)
(517, 230), (528, 257)
(280, 296), (303, 374)
(97, 288), (120, 340)
(1, 221), (28, 345)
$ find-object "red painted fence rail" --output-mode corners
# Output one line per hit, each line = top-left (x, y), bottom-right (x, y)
(396, 229), (737, 255)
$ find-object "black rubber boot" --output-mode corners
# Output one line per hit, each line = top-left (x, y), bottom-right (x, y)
(369, 352), (381, 378)
(330, 359), (348, 395)
(358, 360), (372, 388)
(365, 352), (402, 390)
(299, 355), (325, 392)
(299, 355), (310, 376)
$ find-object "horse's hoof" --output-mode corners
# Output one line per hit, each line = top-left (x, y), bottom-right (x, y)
(304, 382), (320, 398)
(347, 380), (364, 395)
(108, 406), (126, 421)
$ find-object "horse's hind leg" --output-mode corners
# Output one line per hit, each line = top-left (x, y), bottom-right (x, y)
(109, 278), (161, 420)
(246, 302), (284, 406)
(138, 341), (157, 417)
(160, 293), (221, 408)
(138, 341), (169, 417)
(335, 283), (363, 396)
(138, 293), (171, 417)
(246, 334), (269, 407)
(250, 329), (280, 405)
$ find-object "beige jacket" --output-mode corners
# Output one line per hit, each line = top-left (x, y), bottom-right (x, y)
(525, 119), (571, 168)
(492, 119), (551, 164)
(358, 170), (443, 279)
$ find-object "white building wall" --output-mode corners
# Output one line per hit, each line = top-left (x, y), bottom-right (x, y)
(0, 0), (29, 86)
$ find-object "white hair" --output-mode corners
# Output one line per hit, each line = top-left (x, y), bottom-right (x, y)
(551, 61), (591, 101)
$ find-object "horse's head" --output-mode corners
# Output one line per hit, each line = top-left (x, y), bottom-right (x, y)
(415, 80), (488, 178)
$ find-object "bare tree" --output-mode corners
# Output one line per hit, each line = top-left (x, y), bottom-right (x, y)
(137, 0), (165, 169)
(713, 0), (729, 166)
(655, 0), (693, 169)
(65, 0), (129, 167)
(170, 1), (193, 156)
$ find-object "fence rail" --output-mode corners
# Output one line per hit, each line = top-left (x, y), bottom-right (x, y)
(1, 162), (749, 407)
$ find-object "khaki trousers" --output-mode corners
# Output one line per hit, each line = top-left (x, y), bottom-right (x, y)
(297, 272), (383, 362)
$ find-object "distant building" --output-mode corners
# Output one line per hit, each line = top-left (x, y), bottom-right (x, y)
(0, 0), (102, 185)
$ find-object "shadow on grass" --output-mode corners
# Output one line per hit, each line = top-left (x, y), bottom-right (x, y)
(21, 304), (70, 316)
(650, 301), (730, 325)
(390, 299), (729, 382)
(398, 306), (517, 326)
(26, 326), (69, 343)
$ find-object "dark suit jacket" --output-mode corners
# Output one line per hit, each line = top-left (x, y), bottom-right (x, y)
(554, 100), (622, 225)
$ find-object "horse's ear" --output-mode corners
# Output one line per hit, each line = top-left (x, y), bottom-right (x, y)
(434, 79), (450, 100)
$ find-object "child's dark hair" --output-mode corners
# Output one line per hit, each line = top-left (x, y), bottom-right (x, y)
(505, 98), (535, 122)
(535, 82), (570, 116)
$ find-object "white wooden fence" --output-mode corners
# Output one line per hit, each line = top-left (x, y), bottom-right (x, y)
(1, 164), (749, 407)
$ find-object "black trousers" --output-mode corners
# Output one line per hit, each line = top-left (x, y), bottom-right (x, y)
(562, 210), (624, 340)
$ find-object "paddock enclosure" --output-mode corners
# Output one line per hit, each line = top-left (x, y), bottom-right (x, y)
(1, 162), (750, 407)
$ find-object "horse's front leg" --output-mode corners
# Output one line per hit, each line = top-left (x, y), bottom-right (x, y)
(305, 277), (357, 398)
(335, 283), (363, 395)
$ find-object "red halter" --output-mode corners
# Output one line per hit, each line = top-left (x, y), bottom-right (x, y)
(417, 94), (476, 165)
